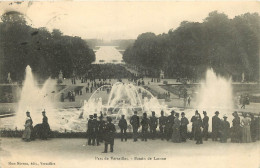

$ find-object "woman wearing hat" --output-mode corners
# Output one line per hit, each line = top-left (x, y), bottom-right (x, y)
(231, 111), (241, 143)
(172, 113), (181, 143)
(22, 111), (33, 142)
(241, 113), (251, 143)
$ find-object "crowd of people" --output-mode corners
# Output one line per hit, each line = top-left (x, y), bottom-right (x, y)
(86, 110), (260, 153)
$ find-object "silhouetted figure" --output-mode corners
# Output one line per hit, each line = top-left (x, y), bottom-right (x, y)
(130, 111), (140, 142)
(87, 115), (94, 145)
(119, 115), (127, 142)
(190, 110), (199, 140)
(166, 110), (175, 141)
(220, 115), (230, 143)
(231, 111), (241, 143)
(159, 110), (167, 140)
(212, 111), (221, 141)
(41, 110), (50, 140)
(194, 114), (203, 144)
(103, 117), (116, 153)
(22, 111), (33, 142)
(172, 113), (181, 143)
(97, 115), (106, 144)
(180, 112), (189, 142)
(202, 111), (209, 141)
(141, 113), (150, 141)
(150, 111), (158, 140)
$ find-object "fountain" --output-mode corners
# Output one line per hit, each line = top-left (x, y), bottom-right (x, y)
(15, 65), (56, 130)
(82, 82), (169, 124)
(194, 68), (234, 131)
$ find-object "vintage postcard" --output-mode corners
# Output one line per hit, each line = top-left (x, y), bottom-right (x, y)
(0, 1), (260, 168)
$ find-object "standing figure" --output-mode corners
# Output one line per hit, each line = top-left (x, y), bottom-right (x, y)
(97, 116), (106, 144)
(190, 110), (198, 140)
(220, 115), (230, 143)
(118, 115), (127, 142)
(250, 114), (257, 142)
(187, 96), (191, 107)
(194, 114), (203, 144)
(180, 112), (189, 142)
(202, 111), (209, 141)
(22, 111), (33, 142)
(93, 113), (99, 145)
(103, 117), (116, 153)
(141, 113), (150, 141)
(87, 115), (94, 145)
(231, 111), (241, 143)
(150, 111), (158, 140)
(130, 111), (140, 142)
(212, 111), (221, 141)
(241, 113), (252, 143)
(159, 110), (167, 140)
(172, 113), (181, 143)
(165, 110), (175, 141)
(41, 110), (50, 140)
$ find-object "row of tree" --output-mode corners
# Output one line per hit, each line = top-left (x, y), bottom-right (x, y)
(0, 11), (95, 83)
(123, 11), (260, 81)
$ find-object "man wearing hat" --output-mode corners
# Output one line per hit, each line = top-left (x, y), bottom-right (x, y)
(92, 113), (99, 146)
(103, 117), (116, 153)
(250, 114), (257, 142)
(190, 110), (199, 140)
(150, 111), (158, 140)
(130, 111), (140, 142)
(87, 115), (94, 145)
(165, 110), (175, 141)
(41, 110), (50, 140)
(212, 111), (221, 141)
(22, 111), (33, 142)
(220, 115), (230, 143)
(118, 115), (128, 142)
(159, 110), (167, 140)
(202, 111), (209, 141)
(180, 112), (189, 142)
(141, 113), (150, 141)
(97, 115), (106, 144)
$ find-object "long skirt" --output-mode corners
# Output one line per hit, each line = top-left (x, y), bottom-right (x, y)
(241, 126), (251, 143)
(22, 126), (32, 140)
(172, 127), (181, 143)
(231, 126), (241, 143)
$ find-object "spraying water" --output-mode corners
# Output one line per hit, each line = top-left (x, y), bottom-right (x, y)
(15, 65), (56, 129)
(195, 68), (234, 130)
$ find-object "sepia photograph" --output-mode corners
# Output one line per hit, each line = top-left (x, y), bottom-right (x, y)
(0, 1), (260, 168)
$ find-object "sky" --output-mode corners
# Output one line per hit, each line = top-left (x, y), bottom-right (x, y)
(0, 1), (260, 41)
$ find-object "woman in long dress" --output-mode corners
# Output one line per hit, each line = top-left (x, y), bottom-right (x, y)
(231, 111), (241, 143)
(172, 113), (181, 143)
(22, 111), (33, 142)
(241, 113), (251, 143)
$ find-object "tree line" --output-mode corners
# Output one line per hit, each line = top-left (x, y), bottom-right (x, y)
(123, 11), (260, 81)
(0, 11), (95, 83)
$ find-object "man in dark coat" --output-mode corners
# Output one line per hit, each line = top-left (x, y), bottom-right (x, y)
(92, 113), (99, 145)
(212, 111), (221, 141)
(159, 110), (167, 140)
(194, 114), (203, 144)
(87, 115), (94, 145)
(97, 115), (106, 144)
(130, 111), (140, 142)
(141, 113), (150, 141)
(41, 110), (50, 140)
(166, 110), (175, 141)
(118, 115), (128, 141)
(220, 115), (230, 143)
(190, 110), (199, 140)
(180, 112), (189, 142)
(202, 111), (209, 141)
(103, 117), (116, 153)
(150, 111), (158, 140)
